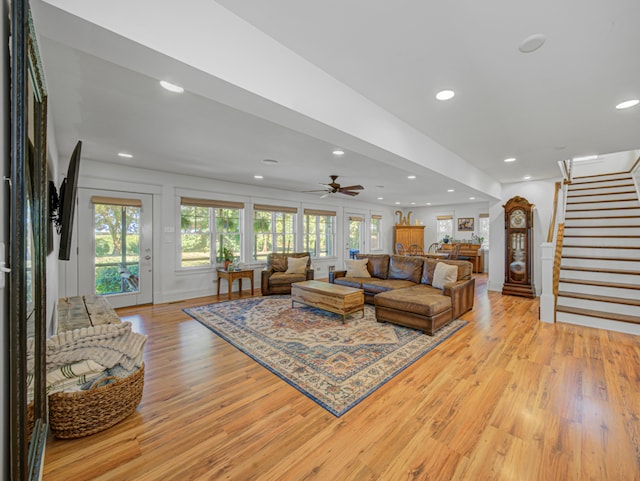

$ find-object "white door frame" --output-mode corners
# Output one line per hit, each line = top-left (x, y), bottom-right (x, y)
(76, 188), (153, 307)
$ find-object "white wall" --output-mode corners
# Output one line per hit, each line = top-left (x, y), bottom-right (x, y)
(61, 159), (397, 303)
(570, 150), (638, 178)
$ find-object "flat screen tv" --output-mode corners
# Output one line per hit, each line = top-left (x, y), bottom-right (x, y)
(58, 140), (82, 260)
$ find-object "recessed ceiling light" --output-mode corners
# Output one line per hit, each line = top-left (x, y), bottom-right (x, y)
(254, 175), (263, 179)
(160, 80), (184, 93)
(411, 202), (416, 205)
(518, 34), (546, 53)
(426, 202), (431, 206)
(616, 99), (639, 110)
(407, 175), (416, 179)
(332, 150), (345, 156)
(447, 189), (455, 192)
(436, 90), (455, 101)
(262, 159), (279, 165)
(377, 197), (384, 200)
(523, 175), (532, 180)
(395, 202), (401, 205)
(469, 197), (476, 200)
(573, 155), (599, 162)
(504, 157), (516, 163)
(118, 152), (133, 159)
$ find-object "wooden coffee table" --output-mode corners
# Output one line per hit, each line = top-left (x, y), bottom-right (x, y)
(291, 280), (364, 323)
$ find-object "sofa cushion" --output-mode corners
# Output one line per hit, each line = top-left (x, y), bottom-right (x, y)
(356, 254), (390, 279)
(345, 258), (371, 278)
(361, 278), (417, 294)
(388, 255), (423, 283)
(286, 256), (309, 274)
(374, 285), (451, 317)
(421, 259), (472, 284)
(334, 277), (366, 289)
(268, 272), (307, 286)
(432, 262), (458, 289)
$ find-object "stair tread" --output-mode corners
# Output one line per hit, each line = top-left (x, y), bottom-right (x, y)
(566, 206), (640, 212)
(562, 255), (640, 262)
(558, 291), (640, 306)
(567, 190), (637, 197)
(556, 305), (640, 325)
(564, 225), (640, 228)
(559, 277), (640, 290)
(565, 216), (640, 220)
(560, 266), (640, 275)
(566, 198), (638, 204)
(563, 234), (640, 237)
(569, 183), (635, 191)
(572, 171), (632, 180)
(563, 244), (640, 250)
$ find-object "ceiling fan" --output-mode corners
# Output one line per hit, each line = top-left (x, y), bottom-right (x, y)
(306, 175), (364, 198)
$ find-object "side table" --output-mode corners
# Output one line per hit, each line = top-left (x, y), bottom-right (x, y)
(217, 268), (254, 300)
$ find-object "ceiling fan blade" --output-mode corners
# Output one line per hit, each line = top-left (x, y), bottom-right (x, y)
(320, 192), (331, 198)
(302, 189), (330, 193)
(339, 185), (364, 191)
(340, 190), (360, 196)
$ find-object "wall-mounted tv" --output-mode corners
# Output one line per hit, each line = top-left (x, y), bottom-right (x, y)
(57, 140), (82, 261)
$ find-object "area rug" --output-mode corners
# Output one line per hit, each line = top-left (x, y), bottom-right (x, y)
(184, 296), (466, 416)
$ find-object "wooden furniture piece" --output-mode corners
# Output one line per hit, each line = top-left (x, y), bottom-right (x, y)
(217, 268), (255, 299)
(502, 196), (536, 298)
(393, 225), (425, 253)
(408, 244), (424, 256)
(438, 243), (484, 273)
(291, 280), (364, 323)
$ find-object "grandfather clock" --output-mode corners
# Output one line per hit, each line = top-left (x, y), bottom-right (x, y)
(502, 196), (536, 298)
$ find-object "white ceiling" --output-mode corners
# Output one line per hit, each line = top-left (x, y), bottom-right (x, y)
(32, 0), (640, 207)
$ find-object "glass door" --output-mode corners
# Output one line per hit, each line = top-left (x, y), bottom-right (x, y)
(345, 212), (366, 259)
(77, 189), (153, 307)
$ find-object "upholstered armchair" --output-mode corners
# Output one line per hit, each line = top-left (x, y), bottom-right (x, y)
(261, 252), (314, 295)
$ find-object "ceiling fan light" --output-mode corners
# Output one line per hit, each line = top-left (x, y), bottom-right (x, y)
(616, 99), (639, 110)
(160, 80), (184, 93)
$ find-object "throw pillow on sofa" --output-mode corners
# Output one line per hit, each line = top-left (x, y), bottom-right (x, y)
(345, 258), (371, 278)
(432, 262), (458, 289)
(285, 256), (309, 274)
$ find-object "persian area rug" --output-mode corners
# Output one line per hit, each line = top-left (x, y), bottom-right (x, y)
(184, 296), (466, 417)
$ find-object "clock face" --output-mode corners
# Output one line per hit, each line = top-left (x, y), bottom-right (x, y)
(510, 209), (526, 228)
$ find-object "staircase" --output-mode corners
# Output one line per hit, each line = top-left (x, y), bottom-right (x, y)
(556, 171), (640, 334)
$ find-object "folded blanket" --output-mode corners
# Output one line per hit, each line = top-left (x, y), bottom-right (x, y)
(27, 359), (107, 402)
(28, 321), (147, 374)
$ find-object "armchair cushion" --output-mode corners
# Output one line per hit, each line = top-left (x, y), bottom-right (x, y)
(285, 256), (309, 274)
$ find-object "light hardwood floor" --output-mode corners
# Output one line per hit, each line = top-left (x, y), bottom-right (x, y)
(42, 275), (640, 480)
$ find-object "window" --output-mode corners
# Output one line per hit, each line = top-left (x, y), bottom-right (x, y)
(370, 215), (382, 251)
(303, 209), (336, 258)
(437, 215), (453, 242)
(253, 204), (297, 261)
(479, 213), (490, 248)
(180, 198), (244, 268)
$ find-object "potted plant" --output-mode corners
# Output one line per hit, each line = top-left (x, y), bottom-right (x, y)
(441, 235), (451, 244)
(219, 246), (234, 270)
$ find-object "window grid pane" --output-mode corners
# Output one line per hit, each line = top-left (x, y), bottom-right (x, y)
(181, 205), (211, 267)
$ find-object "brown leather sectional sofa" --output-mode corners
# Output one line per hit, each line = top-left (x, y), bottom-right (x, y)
(329, 254), (475, 335)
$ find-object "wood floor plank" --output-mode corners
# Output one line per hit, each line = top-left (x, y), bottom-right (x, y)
(41, 277), (640, 481)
